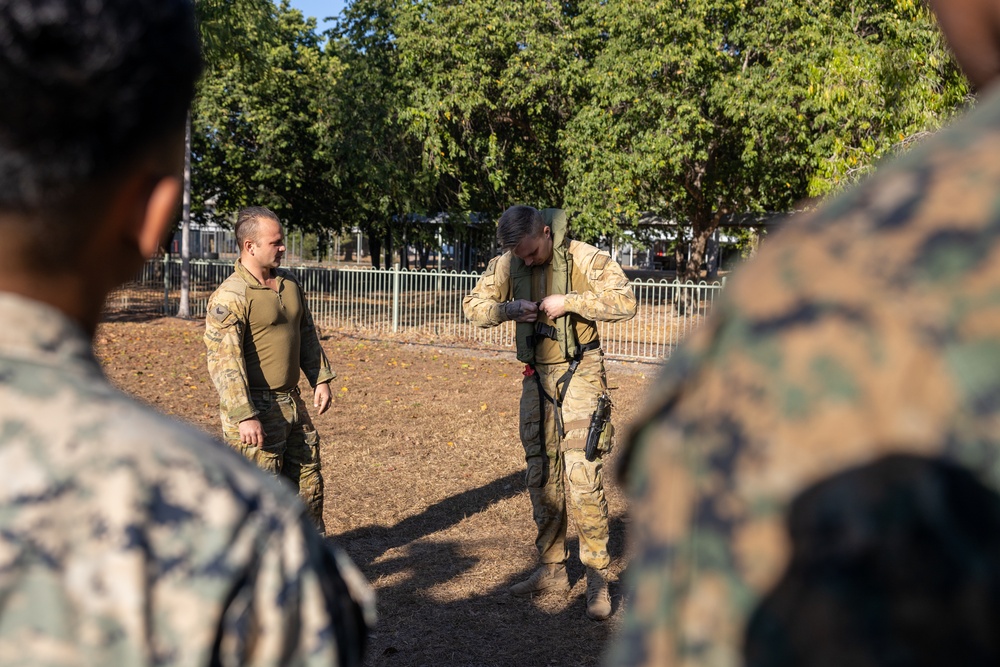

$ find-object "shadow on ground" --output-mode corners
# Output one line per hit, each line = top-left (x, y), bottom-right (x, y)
(332, 474), (629, 667)
(101, 307), (172, 323)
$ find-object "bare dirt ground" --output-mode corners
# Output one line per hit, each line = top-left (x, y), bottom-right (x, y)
(94, 316), (658, 667)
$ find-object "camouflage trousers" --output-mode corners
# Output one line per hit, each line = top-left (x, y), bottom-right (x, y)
(221, 387), (326, 533)
(520, 349), (612, 570)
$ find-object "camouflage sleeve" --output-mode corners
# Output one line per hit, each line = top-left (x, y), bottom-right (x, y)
(462, 254), (512, 328)
(221, 511), (376, 666)
(603, 343), (716, 667)
(565, 248), (637, 322)
(204, 288), (256, 423)
(294, 281), (335, 388)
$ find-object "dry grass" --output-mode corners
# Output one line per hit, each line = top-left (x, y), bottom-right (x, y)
(94, 316), (658, 667)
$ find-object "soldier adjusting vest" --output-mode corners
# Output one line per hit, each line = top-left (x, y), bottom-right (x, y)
(511, 208), (579, 365)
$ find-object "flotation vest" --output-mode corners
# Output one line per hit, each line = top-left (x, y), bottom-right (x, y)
(511, 208), (578, 365)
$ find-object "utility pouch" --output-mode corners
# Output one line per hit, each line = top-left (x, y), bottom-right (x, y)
(525, 455), (549, 489)
(519, 372), (551, 487)
(519, 374), (545, 459)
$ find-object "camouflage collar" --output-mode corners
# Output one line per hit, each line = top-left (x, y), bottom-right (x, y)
(0, 292), (96, 368)
(235, 259), (287, 289)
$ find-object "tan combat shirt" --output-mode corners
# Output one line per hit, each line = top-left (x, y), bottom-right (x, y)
(463, 240), (637, 364)
(205, 261), (334, 423)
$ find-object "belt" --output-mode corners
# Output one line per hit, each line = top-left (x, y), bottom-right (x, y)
(250, 386), (300, 397)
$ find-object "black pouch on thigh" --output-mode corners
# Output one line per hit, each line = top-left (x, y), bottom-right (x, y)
(519, 374), (549, 488)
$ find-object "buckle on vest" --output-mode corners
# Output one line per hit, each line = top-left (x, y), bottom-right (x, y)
(533, 322), (558, 341)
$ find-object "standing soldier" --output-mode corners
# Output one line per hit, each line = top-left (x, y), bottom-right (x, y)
(0, 0), (371, 662)
(205, 206), (334, 533)
(464, 205), (637, 620)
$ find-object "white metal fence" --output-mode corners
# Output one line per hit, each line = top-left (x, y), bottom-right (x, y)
(105, 258), (725, 362)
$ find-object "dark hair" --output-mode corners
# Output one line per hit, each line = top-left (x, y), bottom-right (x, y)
(496, 205), (545, 250)
(0, 0), (202, 261)
(746, 454), (1000, 667)
(235, 206), (281, 249)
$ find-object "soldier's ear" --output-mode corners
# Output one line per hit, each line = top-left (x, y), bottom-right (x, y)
(136, 175), (182, 259)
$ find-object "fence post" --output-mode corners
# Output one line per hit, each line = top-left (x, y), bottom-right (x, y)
(392, 263), (400, 333)
(162, 252), (170, 315)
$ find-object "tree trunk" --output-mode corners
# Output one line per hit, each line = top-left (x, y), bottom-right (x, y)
(368, 230), (382, 270)
(675, 216), (721, 315)
(343, 238), (354, 262)
(684, 223), (716, 282)
(177, 113), (192, 318)
(400, 228), (410, 270)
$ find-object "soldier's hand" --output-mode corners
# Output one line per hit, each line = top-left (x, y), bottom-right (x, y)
(314, 382), (332, 415)
(503, 299), (539, 323)
(238, 418), (265, 447)
(539, 294), (568, 319)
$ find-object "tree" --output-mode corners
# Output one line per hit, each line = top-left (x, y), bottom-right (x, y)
(174, 0), (278, 318)
(193, 3), (343, 231)
(723, 0), (968, 200)
(562, 0), (967, 282)
(327, 0), (423, 270)
(393, 0), (597, 234)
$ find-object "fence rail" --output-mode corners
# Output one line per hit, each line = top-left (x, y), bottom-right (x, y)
(105, 258), (724, 362)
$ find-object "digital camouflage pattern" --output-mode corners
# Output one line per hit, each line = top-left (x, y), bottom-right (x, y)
(465, 239), (636, 570)
(0, 293), (373, 665)
(607, 87), (1000, 666)
(206, 261), (333, 530)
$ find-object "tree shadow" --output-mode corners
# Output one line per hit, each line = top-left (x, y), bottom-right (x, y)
(329, 475), (630, 666)
(100, 307), (169, 323)
(336, 471), (524, 562)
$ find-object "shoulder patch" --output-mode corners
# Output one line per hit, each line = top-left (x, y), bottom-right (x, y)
(209, 303), (231, 321)
(207, 301), (240, 330)
(592, 253), (611, 271)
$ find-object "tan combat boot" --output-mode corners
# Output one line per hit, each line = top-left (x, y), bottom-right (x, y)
(585, 567), (612, 620)
(510, 563), (570, 597)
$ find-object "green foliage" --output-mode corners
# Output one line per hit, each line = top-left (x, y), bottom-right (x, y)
(561, 0), (966, 278)
(326, 0), (424, 267)
(195, 0), (277, 70)
(186, 0), (968, 278)
(724, 0), (968, 200)
(563, 0), (744, 249)
(394, 0), (597, 216)
(192, 2), (343, 232)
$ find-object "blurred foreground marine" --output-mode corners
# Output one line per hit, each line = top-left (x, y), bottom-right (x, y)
(0, 1), (372, 664)
(464, 205), (636, 620)
(205, 206), (333, 533)
(746, 455), (1000, 667)
(607, 0), (1000, 664)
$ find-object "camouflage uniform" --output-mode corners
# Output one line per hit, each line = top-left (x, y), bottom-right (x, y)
(0, 292), (373, 665)
(464, 240), (636, 572)
(607, 88), (1000, 666)
(205, 261), (334, 532)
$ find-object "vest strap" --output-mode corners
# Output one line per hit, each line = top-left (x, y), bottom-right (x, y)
(534, 339), (602, 440)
